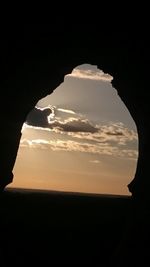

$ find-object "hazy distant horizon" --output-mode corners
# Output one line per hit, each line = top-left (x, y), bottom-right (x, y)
(6, 186), (130, 198)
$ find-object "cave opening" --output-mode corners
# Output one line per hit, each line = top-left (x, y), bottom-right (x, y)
(10, 64), (138, 196)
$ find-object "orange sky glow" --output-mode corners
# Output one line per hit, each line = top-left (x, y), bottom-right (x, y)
(9, 65), (138, 196)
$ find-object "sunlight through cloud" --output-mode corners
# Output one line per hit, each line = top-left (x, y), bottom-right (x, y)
(67, 66), (113, 82)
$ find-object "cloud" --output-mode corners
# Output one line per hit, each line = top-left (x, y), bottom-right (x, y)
(90, 160), (101, 164)
(52, 118), (99, 133)
(26, 106), (137, 146)
(23, 106), (138, 160)
(20, 139), (50, 149)
(55, 122), (137, 146)
(26, 106), (54, 128)
(20, 138), (138, 159)
(25, 106), (99, 134)
(57, 108), (76, 114)
(66, 67), (113, 82)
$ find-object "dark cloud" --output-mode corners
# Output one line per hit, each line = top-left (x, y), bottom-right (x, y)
(23, 109), (138, 159)
(25, 107), (137, 148)
(26, 107), (52, 128)
(26, 106), (98, 134)
(105, 131), (124, 136)
(52, 118), (98, 133)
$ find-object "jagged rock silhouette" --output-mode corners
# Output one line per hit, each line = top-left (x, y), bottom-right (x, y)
(0, 24), (149, 200)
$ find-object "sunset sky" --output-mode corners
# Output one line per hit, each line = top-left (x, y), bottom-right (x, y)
(10, 64), (138, 195)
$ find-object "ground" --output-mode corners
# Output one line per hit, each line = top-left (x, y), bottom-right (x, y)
(0, 189), (136, 266)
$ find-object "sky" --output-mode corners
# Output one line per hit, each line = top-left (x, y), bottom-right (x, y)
(10, 64), (138, 195)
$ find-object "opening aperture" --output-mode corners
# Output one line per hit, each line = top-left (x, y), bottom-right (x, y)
(11, 64), (138, 195)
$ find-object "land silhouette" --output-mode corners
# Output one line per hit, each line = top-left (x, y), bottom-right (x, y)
(0, 188), (132, 266)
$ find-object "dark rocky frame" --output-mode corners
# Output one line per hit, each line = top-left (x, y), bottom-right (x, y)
(0, 24), (149, 199)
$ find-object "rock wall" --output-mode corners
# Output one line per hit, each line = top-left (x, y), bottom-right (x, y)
(0, 24), (149, 198)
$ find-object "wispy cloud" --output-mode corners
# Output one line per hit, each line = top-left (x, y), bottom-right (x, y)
(52, 121), (137, 146)
(25, 106), (137, 146)
(20, 138), (138, 159)
(57, 108), (76, 114)
(20, 139), (50, 149)
(23, 105), (138, 160)
(89, 160), (101, 164)
(67, 68), (113, 82)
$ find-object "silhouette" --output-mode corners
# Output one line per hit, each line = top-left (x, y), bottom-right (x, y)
(0, 25), (149, 199)
(0, 23), (150, 266)
(26, 107), (52, 128)
(0, 188), (131, 266)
